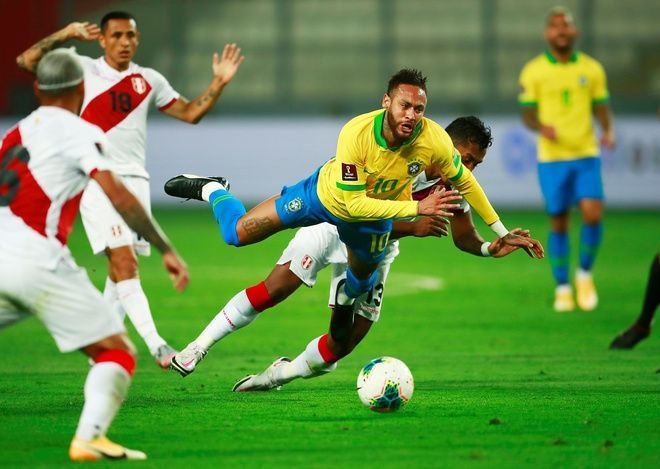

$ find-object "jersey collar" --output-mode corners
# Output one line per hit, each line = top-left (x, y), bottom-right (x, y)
(544, 50), (579, 64)
(373, 110), (422, 151)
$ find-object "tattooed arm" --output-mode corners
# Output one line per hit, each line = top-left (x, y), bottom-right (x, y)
(162, 43), (244, 124)
(16, 22), (100, 72)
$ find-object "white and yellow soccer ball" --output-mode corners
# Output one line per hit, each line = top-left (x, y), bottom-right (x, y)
(356, 357), (414, 412)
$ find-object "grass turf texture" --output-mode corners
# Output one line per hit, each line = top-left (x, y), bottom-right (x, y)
(0, 208), (658, 467)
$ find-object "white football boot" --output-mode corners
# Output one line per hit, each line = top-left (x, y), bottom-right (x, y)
(152, 343), (177, 370)
(232, 357), (291, 392)
(169, 343), (207, 377)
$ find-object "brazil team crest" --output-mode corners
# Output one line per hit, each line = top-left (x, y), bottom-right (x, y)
(285, 197), (304, 214)
(407, 161), (422, 176)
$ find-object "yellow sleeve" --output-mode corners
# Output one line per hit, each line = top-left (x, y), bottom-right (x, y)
(518, 62), (538, 107)
(591, 60), (610, 104)
(428, 125), (499, 225)
(448, 160), (499, 225)
(335, 124), (418, 219)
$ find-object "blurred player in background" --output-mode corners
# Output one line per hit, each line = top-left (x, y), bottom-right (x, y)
(165, 69), (543, 369)
(519, 6), (615, 312)
(166, 117), (533, 385)
(16, 11), (244, 368)
(0, 49), (188, 461)
(610, 254), (659, 349)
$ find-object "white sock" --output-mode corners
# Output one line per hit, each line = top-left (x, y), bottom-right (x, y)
(274, 336), (337, 385)
(116, 279), (165, 354)
(201, 182), (225, 202)
(103, 277), (126, 321)
(75, 362), (131, 441)
(195, 290), (258, 350)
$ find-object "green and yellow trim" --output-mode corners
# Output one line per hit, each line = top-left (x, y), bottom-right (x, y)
(592, 96), (610, 104)
(519, 100), (538, 107)
(336, 182), (366, 191)
(544, 50), (579, 64)
(373, 111), (422, 151)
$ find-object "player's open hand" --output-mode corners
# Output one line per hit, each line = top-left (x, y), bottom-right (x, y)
(163, 251), (190, 292)
(67, 22), (101, 41)
(417, 187), (462, 217)
(212, 43), (245, 85)
(411, 216), (449, 238)
(499, 229), (545, 259)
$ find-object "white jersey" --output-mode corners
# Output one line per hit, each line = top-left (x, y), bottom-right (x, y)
(78, 55), (179, 178)
(0, 106), (112, 269)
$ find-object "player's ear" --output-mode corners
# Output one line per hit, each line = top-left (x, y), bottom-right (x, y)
(33, 80), (40, 99)
(382, 93), (391, 109)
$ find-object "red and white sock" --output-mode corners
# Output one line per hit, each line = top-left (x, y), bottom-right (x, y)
(75, 349), (135, 441)
(274, 334), (338, 384)
(116, 279), (165, 354)
(195, 282), (275, 350)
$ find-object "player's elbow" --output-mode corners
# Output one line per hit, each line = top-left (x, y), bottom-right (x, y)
(16, 54), (33, 72)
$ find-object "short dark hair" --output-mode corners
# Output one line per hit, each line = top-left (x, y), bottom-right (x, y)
(445, 116), (493, 150)
(101, 11), (136, 31)
(387, 68), (427, 95)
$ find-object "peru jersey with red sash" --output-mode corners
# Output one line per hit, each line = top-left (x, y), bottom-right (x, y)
(0, 107), (112, 269)
(78, 55), (179, 178)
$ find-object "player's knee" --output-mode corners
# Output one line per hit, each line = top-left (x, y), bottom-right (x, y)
(345, 268), (378, 299)
(108, 253), (139, 279)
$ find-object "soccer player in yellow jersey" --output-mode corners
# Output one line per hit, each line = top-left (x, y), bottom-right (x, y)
(165, 69), (543, 365)
(519, 7), (615, 312)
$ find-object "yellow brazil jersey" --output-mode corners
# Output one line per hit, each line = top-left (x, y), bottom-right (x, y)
(519, 51), (609, 162)
(316, 109), (500, 225)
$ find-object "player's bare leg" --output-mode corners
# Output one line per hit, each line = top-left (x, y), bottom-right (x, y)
(549, 212), (574, 312)
(105, 245), (175, 368)
(165, 174), (288, 246)
(69, 333), (146, 461)
(576, 198), (603, 311)
(171, 263), (303, 377)
(610, 254), (659, 349)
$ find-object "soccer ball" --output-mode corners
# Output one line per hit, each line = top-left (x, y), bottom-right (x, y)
(356, 357), (414, 412)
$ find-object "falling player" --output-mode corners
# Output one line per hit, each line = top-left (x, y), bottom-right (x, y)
(16, 11), (244, 367)
(0, 49), (188, 460)
(167, 116), (533, 388)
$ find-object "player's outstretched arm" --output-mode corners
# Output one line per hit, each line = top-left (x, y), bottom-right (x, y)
(391, 216), (449, 239)
(163, 43), (245, 124)
(497, 230), (544, 259)
(92, 170), (190, 292)
(16, 22), (100, 72)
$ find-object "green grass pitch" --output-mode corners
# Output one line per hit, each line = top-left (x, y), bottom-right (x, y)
(0, 208), (658, 467)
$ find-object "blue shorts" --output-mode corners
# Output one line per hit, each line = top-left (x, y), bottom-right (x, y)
(537, 157), (603, 215)
(275, 169), (393, 264)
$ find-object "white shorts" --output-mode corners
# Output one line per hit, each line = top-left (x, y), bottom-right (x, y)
(277, 223), (399, 322)
(80, 176), (151, 256)
(0, 256), (125, 353)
